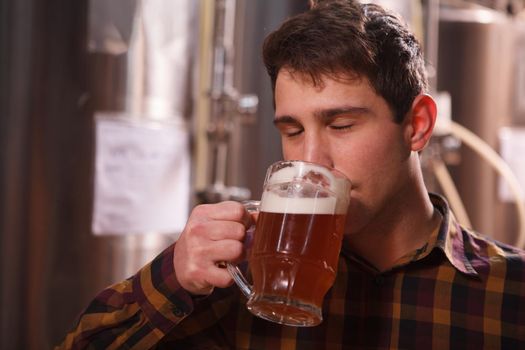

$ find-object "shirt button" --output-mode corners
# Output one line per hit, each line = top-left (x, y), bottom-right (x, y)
(374, 276), (384, 285)
(172, 306), (185, 317)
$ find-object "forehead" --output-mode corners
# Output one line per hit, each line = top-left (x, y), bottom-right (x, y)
(275, 68), (379, 108)
(274, 68), (394, 120)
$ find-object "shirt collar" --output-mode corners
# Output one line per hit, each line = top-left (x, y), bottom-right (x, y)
(341, 193), (479, 277)
(427, 193), (479, 277)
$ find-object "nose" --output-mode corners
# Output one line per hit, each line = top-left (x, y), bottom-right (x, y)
(302, 131), (334, 168)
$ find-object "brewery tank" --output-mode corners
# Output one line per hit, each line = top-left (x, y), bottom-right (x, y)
(0, 1), (305, 348)
(437, 2), (524, 244)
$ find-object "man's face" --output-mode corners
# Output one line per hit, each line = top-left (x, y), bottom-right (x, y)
(274, 69), (414, 234)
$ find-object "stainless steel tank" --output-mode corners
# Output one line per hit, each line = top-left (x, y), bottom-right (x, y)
(0, 0), (306, 348)
(437, 3), (522, 244)
(1, 0), (192, 348)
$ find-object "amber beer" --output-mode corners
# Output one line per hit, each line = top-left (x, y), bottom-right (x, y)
(249, 209), (347, 324)
(228, 160), (351, 327)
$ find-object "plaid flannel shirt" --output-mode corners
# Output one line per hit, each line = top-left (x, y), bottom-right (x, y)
(58, 194), (525, 349)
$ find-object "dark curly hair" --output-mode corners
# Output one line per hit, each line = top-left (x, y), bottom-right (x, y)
(262, 0), (428, 123)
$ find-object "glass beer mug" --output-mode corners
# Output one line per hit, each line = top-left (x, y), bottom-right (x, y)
(228, 160), (352, 327)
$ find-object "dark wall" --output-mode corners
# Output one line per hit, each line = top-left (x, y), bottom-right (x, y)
(0, 0), (98, 348)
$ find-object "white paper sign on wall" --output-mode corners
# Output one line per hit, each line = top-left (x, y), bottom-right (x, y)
(92, 114), (190, 236)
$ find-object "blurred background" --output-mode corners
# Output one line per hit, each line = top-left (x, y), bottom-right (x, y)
(1, 0), (525, 348)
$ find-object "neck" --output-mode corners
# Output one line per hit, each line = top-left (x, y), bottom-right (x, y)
(346, 158), (441, 272)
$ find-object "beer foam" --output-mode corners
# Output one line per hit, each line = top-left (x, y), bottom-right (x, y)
(268, 163), (334, 185)
(260, 190), (346, 214)
(265, 162), (351, 212)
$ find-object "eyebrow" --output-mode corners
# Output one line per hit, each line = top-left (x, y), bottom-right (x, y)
(274, 106), (371, 125)
(273, 115), (298, 126)
(314, 106), (371, 121)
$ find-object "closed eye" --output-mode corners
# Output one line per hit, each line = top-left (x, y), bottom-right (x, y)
(281, 126), (304, 137)
(319, 107), (366, 132)
(329, 124), (353, 131)
(274, 116), (304, 138)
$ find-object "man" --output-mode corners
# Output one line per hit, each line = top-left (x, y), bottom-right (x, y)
(59, 1), (525, 348)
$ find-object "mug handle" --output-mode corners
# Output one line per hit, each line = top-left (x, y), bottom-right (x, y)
(226, 200), (260, 298)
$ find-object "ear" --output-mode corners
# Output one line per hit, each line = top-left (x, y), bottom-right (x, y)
(404, 94), (437, 152)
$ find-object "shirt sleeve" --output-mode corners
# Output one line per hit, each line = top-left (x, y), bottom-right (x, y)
(56, 243), (194, 349)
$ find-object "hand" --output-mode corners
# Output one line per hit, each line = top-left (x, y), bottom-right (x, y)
(173, 201), (254, 295)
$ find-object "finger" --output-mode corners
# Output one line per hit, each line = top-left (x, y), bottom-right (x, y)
(194, 201), (254, 228)
(199, 239), (245, 264)
(201, 221), (247, 242)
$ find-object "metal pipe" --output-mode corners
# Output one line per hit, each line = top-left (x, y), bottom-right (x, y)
(199, 0), (258, 203)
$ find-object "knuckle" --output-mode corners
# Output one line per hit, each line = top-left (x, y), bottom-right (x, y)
(191, 204), (211, 217)
(190, 242), (208, 257)
(184, 221), (212, 240)
(220, 201), (244, 219)
(186, 221), (206, 235)
(231, 203), (246, 220)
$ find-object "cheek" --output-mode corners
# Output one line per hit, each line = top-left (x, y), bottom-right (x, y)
(333, 132), (408, 188)
(281, 141), (298, 160)
(335, 148), (384, 187)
